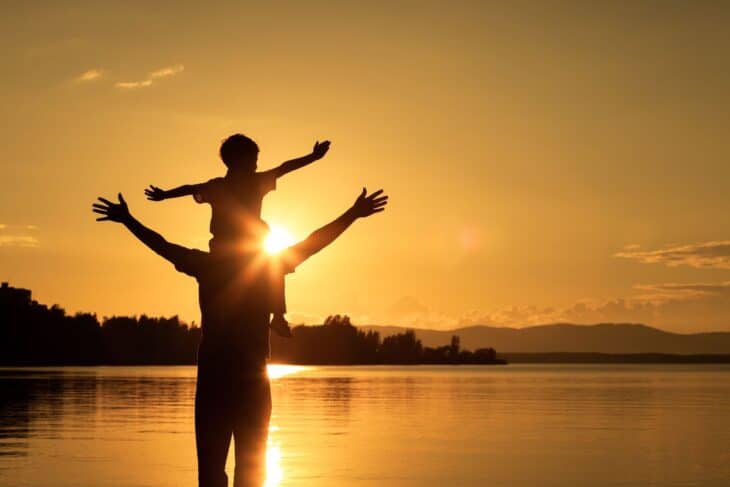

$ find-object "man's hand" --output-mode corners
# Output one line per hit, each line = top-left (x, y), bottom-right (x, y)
(281, 187), (389, 268)
(350, 188), (388, 218)
(311, 140), (331, 160)
(92, 193), (132, 223)
(144, 185), (166, 201)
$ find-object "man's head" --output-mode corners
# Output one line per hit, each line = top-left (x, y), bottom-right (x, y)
(220, 134), (259, 172)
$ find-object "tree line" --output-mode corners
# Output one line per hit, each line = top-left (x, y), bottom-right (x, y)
(272, 314), (503, 364)
(0, 284), (504, 365)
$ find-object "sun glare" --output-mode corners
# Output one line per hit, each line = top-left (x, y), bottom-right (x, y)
(264, 442), (283, 486)
(264, 225), (295, 254)
(267, 364), (307, 380)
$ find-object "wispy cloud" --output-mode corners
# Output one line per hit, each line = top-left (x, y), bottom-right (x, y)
(615, 241), (730, 269)
(150, 64), (184, 79)
(115, 64), (184, 89)
(453, 285), (730, 333)
(633, 281), (730, 301)
(76, 68), (103, 82)
(0, 224), (39, 248)
(115, 79), (153, 89)
(371, 279), (730, 333)
(0, 235), (39, 248)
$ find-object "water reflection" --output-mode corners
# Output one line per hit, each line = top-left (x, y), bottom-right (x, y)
(1, 365), (730, 486)
(264, 439), (282, 487)
(0, 367), (298, 486)
(267, 364), (307, 380)
(0, 374), (35, 457)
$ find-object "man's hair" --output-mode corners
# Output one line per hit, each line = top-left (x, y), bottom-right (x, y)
(219, 134), (259, 168)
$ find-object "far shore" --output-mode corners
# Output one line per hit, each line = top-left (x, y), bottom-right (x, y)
(6, 354), (730, 367)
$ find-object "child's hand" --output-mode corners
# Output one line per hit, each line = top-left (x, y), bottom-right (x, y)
(311, 140), (331, 160)
(144, 185), (166, 201)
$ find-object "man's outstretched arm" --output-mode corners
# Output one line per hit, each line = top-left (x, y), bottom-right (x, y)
(265, 140), (331, 179)
(92, 193), (193, 266)
(281, 188), (388, 270)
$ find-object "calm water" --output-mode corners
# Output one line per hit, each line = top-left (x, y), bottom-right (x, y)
(1, 365), (729, 487)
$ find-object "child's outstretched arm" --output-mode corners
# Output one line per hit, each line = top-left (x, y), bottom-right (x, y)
(144, 184), (202, 201)
(267, 140), (331, 179)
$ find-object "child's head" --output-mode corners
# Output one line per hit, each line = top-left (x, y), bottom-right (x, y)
(220, 134), (259, 172)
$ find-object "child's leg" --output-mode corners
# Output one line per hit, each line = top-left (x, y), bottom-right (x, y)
(269, 272), (292, 338)
(270, 313), (291, 338)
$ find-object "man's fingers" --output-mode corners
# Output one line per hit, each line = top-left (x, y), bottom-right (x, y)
(96, 217), (110, 221)
(367, 189), (384, 200)
(371, 208), (385, 214)
(92, 208), (108, 215)
(372, 196), (388, 205)
(98, 197), (113, 205)
(118, 193), (126, 204)
(368, 198), (388, 207)
(92, 204), (108, 211)
(359, 187), (367, 199)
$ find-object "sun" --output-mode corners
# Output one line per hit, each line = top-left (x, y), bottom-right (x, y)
(264, 225), (295, 254)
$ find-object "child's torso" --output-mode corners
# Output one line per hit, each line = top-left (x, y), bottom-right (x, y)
(199, 173), (276, 240)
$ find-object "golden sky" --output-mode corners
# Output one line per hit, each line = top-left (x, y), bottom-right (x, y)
(2, 1), (730, 332)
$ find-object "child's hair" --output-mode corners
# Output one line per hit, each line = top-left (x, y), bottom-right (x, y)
(219, 134), (259, 169)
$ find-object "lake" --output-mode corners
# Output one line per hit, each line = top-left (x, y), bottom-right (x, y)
(1, 364), (729, 486)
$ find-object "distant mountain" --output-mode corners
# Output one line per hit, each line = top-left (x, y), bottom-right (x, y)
(359, 323), (730, 355)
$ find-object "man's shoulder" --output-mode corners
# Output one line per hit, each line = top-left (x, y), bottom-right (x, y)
(169, 246), (210, 277)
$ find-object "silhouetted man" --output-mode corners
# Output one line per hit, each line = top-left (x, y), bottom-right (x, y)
(92, 188), (387, 487)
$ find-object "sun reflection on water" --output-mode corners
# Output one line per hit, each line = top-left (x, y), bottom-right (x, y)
(263, 365), (307, 484)
(264, 439), (283, 487)
(267, 364), (307, 380)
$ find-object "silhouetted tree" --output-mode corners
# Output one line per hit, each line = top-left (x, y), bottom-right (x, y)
(0, 283), (200, 366)
(1, 285), (504, 366)
(450, 335), (460, 360)
(379, 330), (423, 364)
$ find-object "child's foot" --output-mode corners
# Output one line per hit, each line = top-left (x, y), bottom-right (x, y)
(270, 315), (293, 338)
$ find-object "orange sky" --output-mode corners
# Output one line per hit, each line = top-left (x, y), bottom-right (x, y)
(2, 1), (730, 332)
